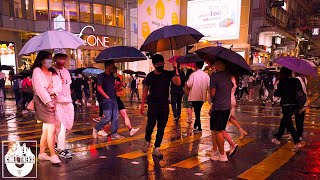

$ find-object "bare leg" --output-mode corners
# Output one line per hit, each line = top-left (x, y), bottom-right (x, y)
(46, 123), (56, 156)
(187, 108), (193, 119)
(222, 130), (235, 146)
(39, 124), (48, 154)
(119, 109), (132, 130)
(211, 130), (218, 152)
(229, 115), (248, 139)
(215, 131), (225, 155)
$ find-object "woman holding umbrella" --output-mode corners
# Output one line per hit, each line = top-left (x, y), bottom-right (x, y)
(31, 51), (62, 164)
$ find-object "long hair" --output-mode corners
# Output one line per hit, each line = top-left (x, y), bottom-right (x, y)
(279, 67), (292, 81)
(31, 51), (57, 74)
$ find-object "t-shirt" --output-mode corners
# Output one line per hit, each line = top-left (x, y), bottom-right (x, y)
(210, 71), (232, 110)
(145, 70), (174, 104)
(97, 73), (116, 101)
(263, 76), (274, 91)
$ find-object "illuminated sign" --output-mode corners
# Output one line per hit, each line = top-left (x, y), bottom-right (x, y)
(312, 28), (319, 36)
(187, 0), (241, 41)
(76, 26), (109, 47)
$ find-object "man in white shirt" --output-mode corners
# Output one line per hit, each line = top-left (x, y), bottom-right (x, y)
(187, 61), (210, 133)
(53, 49), (74, 159)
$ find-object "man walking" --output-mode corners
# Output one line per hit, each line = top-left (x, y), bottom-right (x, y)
(170, 64), (185, 121)
(262, 73), (275, 106)
(130, 74), (139, 103)
(140, 54), (180, 158)
(187, 61), (210, 133)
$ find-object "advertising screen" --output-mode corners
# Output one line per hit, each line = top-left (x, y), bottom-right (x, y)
(187, 0), (242, 41)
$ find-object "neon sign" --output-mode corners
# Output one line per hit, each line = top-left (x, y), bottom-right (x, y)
(76, 25), (109, 48)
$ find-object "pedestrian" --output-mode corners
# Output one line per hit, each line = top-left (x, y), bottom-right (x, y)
(170, 64), (185, 122)
(74, 73), (83, 106)
(239, 75), (249, 100)
(247, 74), (256, 101)
(13, 76), (22, 106)
(21, 74), (33, 114)
(32, 51), (62, 164)
(262, 73), (275, 106)
(130, 74), (140, 103)
(294, 73), (308, 140)
(83, 75), (91, 106)
(272, 67), (303, 151)
(186, 61), (210, 133)
(52, 49), (74, 159)
(0, 71), (5, 115)
(182, 69), (193, 123)
(209, 59), (232, 162)
(92, 60), (124, 140)
(140, 54), (180, 158)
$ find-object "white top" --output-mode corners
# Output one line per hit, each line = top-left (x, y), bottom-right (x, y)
(187, 69), (210, 102)
(53, 67), (73, 103)
(32, 67), (62, 104)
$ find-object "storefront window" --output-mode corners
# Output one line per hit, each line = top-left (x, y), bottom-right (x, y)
(2, 0), (11, 16)
(50, 0), (63, 19)
(25, 0), (33, 19)
(14, 0), (23, 18)
(80, 2), (91, 23)
(105, 6), (113, 26)
(93, 4), (103, 24)
(65, 1), (78, 22)
(116, 8), (125, 28)
(34, 0), (48, 20)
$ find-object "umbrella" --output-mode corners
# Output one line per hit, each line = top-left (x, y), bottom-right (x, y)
(251, 63), (266, 70)
(94, 46), (147, 63)
(19, 70), (32, 76)
(19, 30), (85, 56)
(0, 65), (14, 71)
(140, 24), (204, 53)
(82, 68), (104, 77)
(134, 71), (146, 75)
(72, 67), (87, 74)
(176, 54), (203, 64)
(123, 69), (135, 74)
(137, 74), (146, 78)
(195, 46), (252, 75)
(168, 56), (196, 68)
(274, 57), (318, 77)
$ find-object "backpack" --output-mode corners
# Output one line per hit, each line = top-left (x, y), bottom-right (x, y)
(295, 79), (307, 109)
(131, 78), (137, 89)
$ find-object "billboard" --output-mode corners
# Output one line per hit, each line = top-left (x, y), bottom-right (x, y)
(187, 0), (241, 41)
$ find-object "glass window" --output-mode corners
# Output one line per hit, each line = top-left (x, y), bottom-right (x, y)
(50, 0), (63, 19)
(116, 8), (125, 28)
(65, 1), (78, 22)
(25, 0), (33, 19)
(34, 0), (48, 20)
(105, 6), (113, 26)
(80, 2), (91, 23)
(2, 0), (11, 16)
(14, 0), (23, 18)
(93, 4), (103, 24)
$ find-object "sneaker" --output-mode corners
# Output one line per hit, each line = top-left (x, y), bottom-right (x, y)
(271, 102), (275, 106)
(92, 127), (98, 139)
(38, 153), (51, 161)
(129, 128), (140, 136)
(93, 117), (101, 122)
(98, 130), (108, 137)
(207, 150), (219, 157)
(54, 143), (59, 153)
(152, 148), (163, 158)
(211, 153), (228, 162)
(228, 144), (238, 157)
(291, 143), (302, 152)
(142, 141), (150, 153)
(299, 137), (303, 141)
(86, 103), (92, 106)
(59, 149), (72, 159)
(249, 99), (254, 102)
(283, 132), (291, 138)
(271, 138), (281, 145)
(111, 133), (125, 140)
(239, 129), (248, 140)
(50, 155), (61, 164)
(22, 110), (28, 114)
(262, 102), (266, 106)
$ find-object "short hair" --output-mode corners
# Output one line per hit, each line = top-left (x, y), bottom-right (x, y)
(196, 61), (204, 69)
(54, 54), (67, 60)
(104, 60), (114, 68)
(151, 54), (164, 64)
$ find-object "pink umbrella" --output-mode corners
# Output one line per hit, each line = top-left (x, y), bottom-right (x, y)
(168, 56), (195, 68)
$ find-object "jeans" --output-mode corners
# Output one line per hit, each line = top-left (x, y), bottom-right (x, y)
(95, 99), (118, 134)
(276, 105), (300, 144)
(130, 88), (139, 102)
(145, 103), (169, 148)
(191, 101), (204, 131)
(171, 92), (183, 118)
(295, 110), (305, 138)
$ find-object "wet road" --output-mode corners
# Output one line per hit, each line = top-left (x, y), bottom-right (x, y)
(1, 96), (320, 180)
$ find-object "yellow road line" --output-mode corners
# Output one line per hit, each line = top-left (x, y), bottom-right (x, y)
(237, 142), (305, 180)
(117, 133), (209, 159)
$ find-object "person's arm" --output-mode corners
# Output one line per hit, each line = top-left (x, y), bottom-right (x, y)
(140, 85), (149, 115)
(97, 85), (110, 99)
(186, 74), (194, 88)
(171, 65), (181, 86)
(31, 68), (52, 105)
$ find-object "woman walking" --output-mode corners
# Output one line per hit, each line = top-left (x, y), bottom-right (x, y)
(182, 69), (193, 123)
(32, 51), (62, 164)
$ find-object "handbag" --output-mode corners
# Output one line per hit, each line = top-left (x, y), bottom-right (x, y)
(27, 99), (35, 111)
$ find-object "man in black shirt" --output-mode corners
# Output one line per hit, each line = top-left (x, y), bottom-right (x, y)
(170, 64), (185, 121)
(140, 54), (181, 158)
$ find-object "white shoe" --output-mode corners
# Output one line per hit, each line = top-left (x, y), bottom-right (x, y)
(38, 153), (51, 161)
(92, 127), (98, 138)
(211, 153), (228, 162)
(271, 138), (280, 145)
(50, 155), (61, 164)
(208, 150), (219, 157)
(129, 128), (140, 136)
(111, 133), (125, 140)
(98, 130), (108, 137)
(93, 117), (101, 122)
(86, 103), (92, 106)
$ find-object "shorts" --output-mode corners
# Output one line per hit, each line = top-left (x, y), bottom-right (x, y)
(116, 96), (125, 110)
(210, 110), (231, 131)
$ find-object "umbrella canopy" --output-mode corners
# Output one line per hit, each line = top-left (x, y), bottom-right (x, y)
(168, 56), (196, 68)
(123, 69), (135, 74)
(140, 24), (204, 52)
(0, 65), (14, 71)
(176, 54), (203, 64)
(94, 46), (147, 63)
(19, 30), (85, 56)
(251, 63), (266, 70)
(274, 57), (318, 77)
(195, 46), (252, 75)
(134, 71), (146, 75)
(72, 67), (87, 74)
(19, 70), (32, 76)
(82, 68), (104, 77)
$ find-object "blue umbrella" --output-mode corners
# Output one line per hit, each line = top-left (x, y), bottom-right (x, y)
(94, 46), (147, 63)
(176, 54), (203, 64)
(82, 68), (104, 77)
(274, 57), (318, 77)
(140, 24), (204, 53)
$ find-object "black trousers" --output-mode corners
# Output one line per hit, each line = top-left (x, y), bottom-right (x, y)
(191, 101), (204, 131)
(276, 105), (300, 144)
(145, 103), (169, 148)
(240, 87), (249, 98)
(171, 92), (183, 118)
(295, 110), (305, 138)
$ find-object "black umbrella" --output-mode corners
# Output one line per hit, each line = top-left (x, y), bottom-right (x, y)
(19, 70), (32, 76)
(140, 24), (204, 53)
(195, 46), (252, 75)
(0, 65), (14, 71)
(176, 54), (203, 64)
(134, 71), (146, 75)
(72, 67), (91, 74)
(95, 46), (147, 63)
(123, 69), (135, 74)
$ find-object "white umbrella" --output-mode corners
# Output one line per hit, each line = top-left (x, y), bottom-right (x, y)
(251, 63), (266, 70)
(19, 30), (85, 56)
